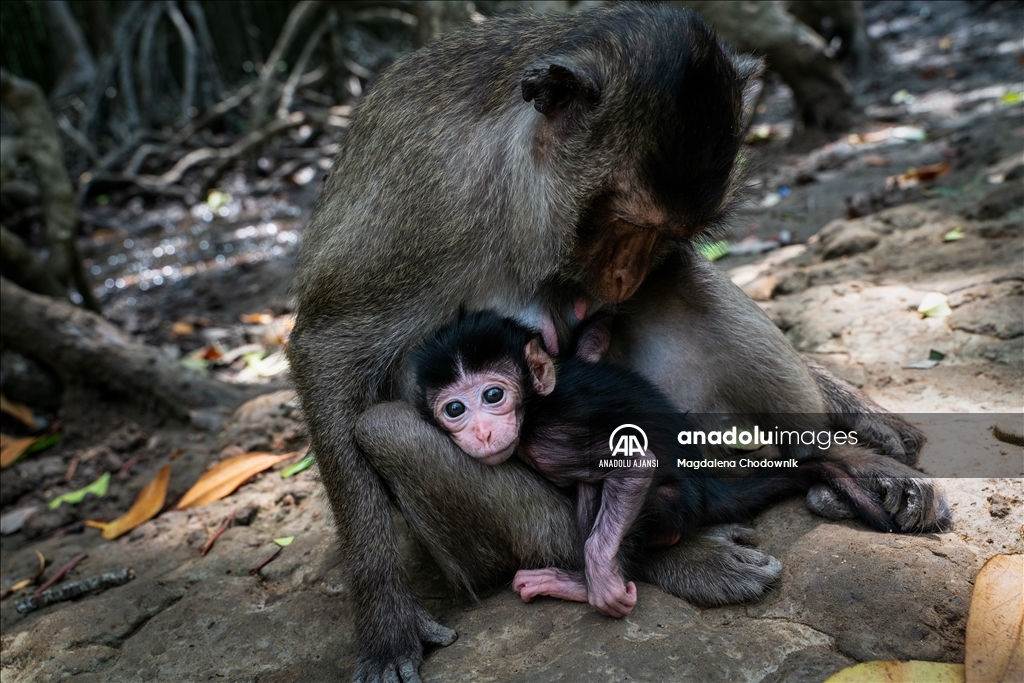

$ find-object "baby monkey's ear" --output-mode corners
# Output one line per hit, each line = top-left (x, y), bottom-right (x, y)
(525, 339), (557, 396)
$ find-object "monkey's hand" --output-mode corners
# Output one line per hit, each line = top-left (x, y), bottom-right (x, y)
(513, 567), (588, 603)
(353, 604), (457, 683)
(585, 573), (630, 618)
(585, 561), (637, 618)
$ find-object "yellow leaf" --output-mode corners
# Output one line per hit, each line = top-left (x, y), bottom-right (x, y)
(966, 554), (1024, 683)
(174, 452), (295, 510)
(0, 393), (35, 428)
(171, 321), (195, 337)
(1, 436), (39, 469)
(87, 465), (171, 540)
(1, 551), (45, 598)
(824, 660), (964, 683)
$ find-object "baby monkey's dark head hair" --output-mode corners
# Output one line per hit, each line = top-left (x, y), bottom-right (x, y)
(412, 309), (542, 423)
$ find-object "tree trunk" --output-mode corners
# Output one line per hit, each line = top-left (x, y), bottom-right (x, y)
(0, 68), (99, 311)
(0, 277), (256, 420)
(679, 1), (855, 134)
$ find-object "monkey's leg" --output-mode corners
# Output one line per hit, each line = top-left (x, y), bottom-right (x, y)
(355, 401), (581, 590)
(630, 525), (783, 606)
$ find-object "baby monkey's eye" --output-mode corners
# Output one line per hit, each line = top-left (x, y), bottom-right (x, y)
(483, 387), (504, 404)
(444, 401), (466, 418)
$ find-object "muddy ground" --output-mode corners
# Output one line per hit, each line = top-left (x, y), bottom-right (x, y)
(1, 1), (1022, 681)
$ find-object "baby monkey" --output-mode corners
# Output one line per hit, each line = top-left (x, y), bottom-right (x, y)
(413, 310), (806, 617)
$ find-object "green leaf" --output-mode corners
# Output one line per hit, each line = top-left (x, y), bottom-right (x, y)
(929, 350), (946, 361)
(25, 433), (61, 455)
(1001, 91), (1023, 104)
(48, 472), (110, 509)
(698, 240), (730, 261)
(943, 227), (965, 242)
(281, 453), (315, 478)
(274, 536), (295, 547)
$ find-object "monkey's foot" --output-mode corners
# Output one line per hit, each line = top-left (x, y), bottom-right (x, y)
(513, 568), (588, 603)
(353, 603), (456, 683)
(636, 525), (782, 607)
(808, 456), (951, 533)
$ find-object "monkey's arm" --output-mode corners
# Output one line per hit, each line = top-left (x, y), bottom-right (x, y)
(584, 471), (651, 617)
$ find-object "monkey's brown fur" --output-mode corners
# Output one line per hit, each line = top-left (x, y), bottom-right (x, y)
(288, 6), (943, 681)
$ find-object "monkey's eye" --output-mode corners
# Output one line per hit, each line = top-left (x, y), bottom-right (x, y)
(444, 401), (466, 418)
(483, 387), (504, 404)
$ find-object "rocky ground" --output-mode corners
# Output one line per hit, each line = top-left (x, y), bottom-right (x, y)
(1, 1), (1022, 681)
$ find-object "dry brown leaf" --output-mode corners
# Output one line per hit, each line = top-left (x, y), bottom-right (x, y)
(171, 321), (196, 337)
(966, 554), (1023, 683)
(824, 660), (964, 682)
(86, 465), (171, 540)
(0, 394), (36, 428)
(1, 436), (39, 469)
(240, 312), (273, 325)
(175, 452), (295, 510)
(198, 344), (224, 362)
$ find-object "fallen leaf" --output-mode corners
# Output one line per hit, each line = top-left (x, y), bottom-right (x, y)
(25, 433), (60, 455)
(965, 554), (1023, 683)
(824, 660), (964, 683)
(929, 350), (946, 361)
(0, 394), (36, 428)
(274, 536), (295, 547)
(943, 228), (965, 242)
(86, 465), (170, 540)
(1, 436), (39, 469)
(175, 452), (296, 509)
(918, 292), (952, 318)
(171, 321), (195, 337)
(281, 453), (315, 478)
(240, 312), (274, 325)
(889, 162), (951, 190)
(864, 155), (891, 167)
(0, 551), (45, 598)
(0, 505), (38, 535)
(48, 472), (110, 509)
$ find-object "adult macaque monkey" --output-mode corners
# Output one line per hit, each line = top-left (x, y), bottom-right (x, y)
(288, 5), (945, 681)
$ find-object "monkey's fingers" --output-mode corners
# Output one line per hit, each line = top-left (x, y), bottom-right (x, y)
(415, 605), (457, 647)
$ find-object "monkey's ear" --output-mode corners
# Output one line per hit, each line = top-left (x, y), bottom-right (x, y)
(524, 339), (557, 396)
(733, 55), (765, 133)
(575, 314), (612, 363)
(521, 62), (601, 118)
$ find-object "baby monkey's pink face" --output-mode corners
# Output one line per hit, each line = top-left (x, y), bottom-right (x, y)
(432, 368), (523, 466)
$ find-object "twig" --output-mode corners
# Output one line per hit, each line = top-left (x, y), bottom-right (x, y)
(125, 143), (173, 177)
(248, 547), (282, 575)
(277, 21), (330, 119)
(56, 113), (100, 163)
(199, 511), (234, 556)
(165, 1), (197, 121)
(137, 3), (166, 126)
(16, 568), (134, 614)
(35, 553), (88, 595)
(154, 111), (307, 186)
(251, 0), (324, 126)
(168, 81), (258, 147)
(184, 1), (225, 102)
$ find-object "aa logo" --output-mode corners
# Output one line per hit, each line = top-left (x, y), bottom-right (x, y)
(609, 424), (648, 457)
